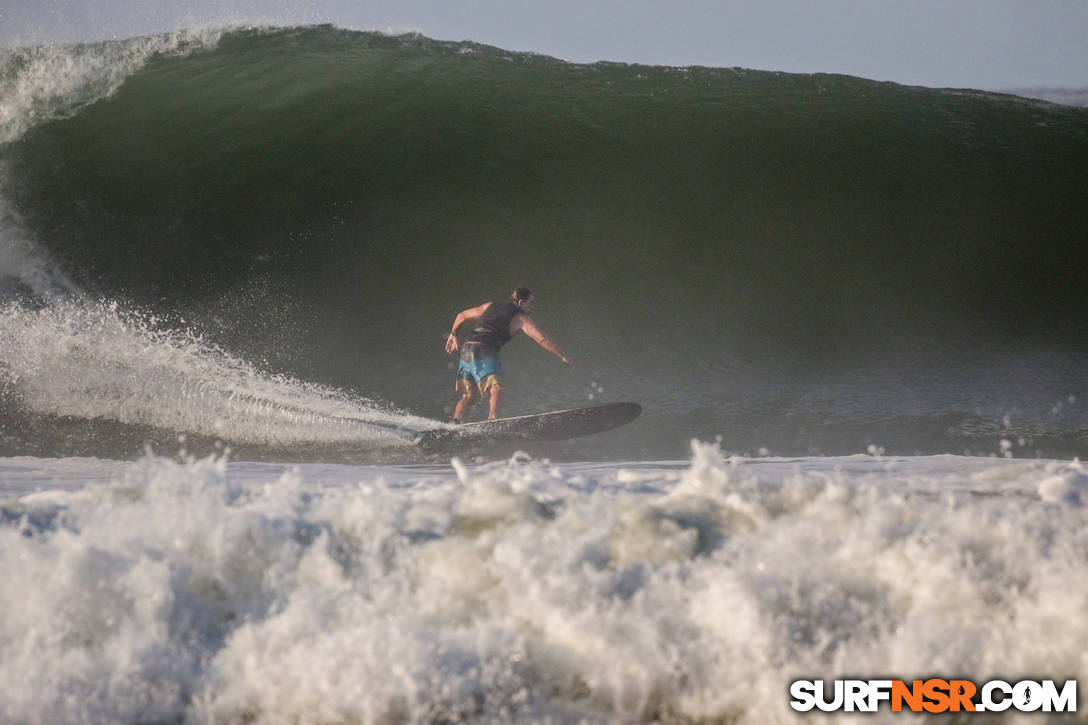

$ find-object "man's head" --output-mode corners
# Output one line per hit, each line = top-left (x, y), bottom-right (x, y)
(511, 287), (534, 313)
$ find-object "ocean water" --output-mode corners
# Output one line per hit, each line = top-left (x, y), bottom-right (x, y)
(1, 24), (1087, 723)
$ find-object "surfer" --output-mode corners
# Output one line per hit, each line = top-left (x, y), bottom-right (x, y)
(445, 288), (573, 422)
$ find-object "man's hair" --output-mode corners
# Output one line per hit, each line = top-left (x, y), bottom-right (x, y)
(511, 287), (532, 303)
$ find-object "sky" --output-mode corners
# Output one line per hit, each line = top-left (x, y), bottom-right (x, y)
(1, 0), (1087, 90)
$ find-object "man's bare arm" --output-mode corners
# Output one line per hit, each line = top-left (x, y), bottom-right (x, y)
(512, 315), (574, 366)
(445, 302), (491, 354)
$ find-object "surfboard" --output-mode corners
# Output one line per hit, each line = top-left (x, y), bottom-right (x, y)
(416, 402), (641, 449)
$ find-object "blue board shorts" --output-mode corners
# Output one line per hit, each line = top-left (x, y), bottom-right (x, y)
(456, 343), (502, 395)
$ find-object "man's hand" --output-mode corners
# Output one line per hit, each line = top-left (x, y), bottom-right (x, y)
(446, 302), (491, 355)
(560, 355), (574, 368)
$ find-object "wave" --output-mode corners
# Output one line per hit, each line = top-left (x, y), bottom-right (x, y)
(1, 25), (1086, 459)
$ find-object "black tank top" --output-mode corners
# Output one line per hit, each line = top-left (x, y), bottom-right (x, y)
(467, 301), (521, 352)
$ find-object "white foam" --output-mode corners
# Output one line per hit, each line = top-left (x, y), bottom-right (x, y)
(1, 445), (1085, 723)
(1036, 459), (1088, 506)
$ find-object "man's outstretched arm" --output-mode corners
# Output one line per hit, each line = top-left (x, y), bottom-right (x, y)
(514, 315), (574, 366)
(445, 302), (491, 354)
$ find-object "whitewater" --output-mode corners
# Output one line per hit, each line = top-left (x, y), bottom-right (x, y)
(1, 24), (1087, 724)
(3, 447), (1087, 723)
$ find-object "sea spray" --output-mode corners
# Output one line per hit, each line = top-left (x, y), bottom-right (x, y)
(0, 298), (427, 447)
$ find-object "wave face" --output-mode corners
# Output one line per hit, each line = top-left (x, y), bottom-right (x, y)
(2, 26), (1087, 460)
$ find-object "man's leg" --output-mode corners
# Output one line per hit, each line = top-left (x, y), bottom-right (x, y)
(487, 384), (503, 420)
(453, 386), (479, 422)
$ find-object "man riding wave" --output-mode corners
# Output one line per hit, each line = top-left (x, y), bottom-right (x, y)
(445, 287), (573, 422)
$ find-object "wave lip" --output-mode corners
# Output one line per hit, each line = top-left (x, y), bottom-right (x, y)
(0, 28), (226, 300)
(0, 29), (223, 144)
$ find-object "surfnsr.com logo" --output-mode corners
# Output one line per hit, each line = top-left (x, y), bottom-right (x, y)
(790, 679), (1077, 714)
